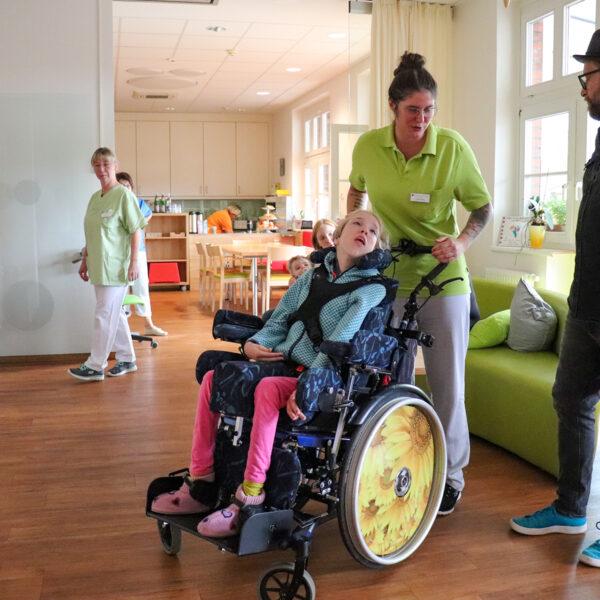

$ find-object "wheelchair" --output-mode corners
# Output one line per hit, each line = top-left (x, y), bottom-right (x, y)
(146, 249), (459, 600)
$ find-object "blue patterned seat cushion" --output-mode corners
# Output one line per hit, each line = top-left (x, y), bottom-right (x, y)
(209, 360), (297, 417)
(214, 427), (301, 509)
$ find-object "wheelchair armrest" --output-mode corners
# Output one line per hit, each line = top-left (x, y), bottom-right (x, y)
(212, 309), (265, 343)
(319, 340), (354, 361)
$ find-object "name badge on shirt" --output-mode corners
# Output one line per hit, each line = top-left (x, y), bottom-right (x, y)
(410, 193), (430, 203)
(101, 209), (114, 219)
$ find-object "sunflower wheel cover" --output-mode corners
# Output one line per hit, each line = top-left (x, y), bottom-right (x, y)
(339, 392), (446, 568)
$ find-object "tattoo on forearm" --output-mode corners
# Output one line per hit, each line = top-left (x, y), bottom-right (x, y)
(461, 203), (492, 241)
(348, 188), (367, 211)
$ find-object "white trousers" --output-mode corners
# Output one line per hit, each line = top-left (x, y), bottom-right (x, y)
(85, 285), (135, 371)
(129, 250), (151, 318)
(392, 293), (471, 491)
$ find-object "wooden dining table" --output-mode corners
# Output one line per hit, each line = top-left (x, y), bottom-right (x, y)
(220, 243), (312, 316)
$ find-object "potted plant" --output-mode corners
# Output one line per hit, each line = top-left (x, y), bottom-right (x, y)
(544, 192), (566, 232)
(527, 196), (554, 248)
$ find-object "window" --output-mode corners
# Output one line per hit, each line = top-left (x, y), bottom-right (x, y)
(302, 105), (331, 220)
(518, 0), (596, 246)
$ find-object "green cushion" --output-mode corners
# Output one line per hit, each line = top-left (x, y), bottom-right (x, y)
(468, 309), (510, 349)
(123, 294), (144, 306)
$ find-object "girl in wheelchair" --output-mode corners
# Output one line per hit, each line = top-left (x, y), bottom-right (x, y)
(151, 210), (390, 536)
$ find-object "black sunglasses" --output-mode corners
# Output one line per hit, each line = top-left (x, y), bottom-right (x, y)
(578, 67), (600, 90)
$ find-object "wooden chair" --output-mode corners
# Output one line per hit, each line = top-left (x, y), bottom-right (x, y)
(205, 244), (250, 312)
(195, 242), (212, 306)
(261, 244), (311, 313)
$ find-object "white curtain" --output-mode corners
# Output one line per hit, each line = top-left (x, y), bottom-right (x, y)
(370, 0), (454, 130)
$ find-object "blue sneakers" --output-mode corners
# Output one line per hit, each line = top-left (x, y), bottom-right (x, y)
(580, 539), (600, 567)
(510, 505), (587, 535)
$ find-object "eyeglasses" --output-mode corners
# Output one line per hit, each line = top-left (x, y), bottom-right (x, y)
(578, 67), (600, 90)
(403, 106), (436, 118)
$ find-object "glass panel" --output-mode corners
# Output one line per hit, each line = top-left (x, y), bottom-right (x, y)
(321, 112), (330, 148)
(318, 163), (329, 195)
(564, 0), (596, 75)
(524, 112), (569, 228)
(312, 116), (319, 151)
(524, 112), (569, 176)
(526, 12), (554, 86)
(304, 120), (311, 153)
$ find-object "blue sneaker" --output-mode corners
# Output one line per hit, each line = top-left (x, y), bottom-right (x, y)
(580, 539), (600, 567)
(510, 505), (587, 535)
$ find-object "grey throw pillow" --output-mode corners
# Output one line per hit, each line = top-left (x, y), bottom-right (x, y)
(506, 278), (557, 352)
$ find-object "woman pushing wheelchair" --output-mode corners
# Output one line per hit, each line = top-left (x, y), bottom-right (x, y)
(151, 210), (390, 537)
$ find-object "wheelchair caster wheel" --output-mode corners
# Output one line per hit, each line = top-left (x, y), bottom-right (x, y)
(157, 520), (181, 556)
(257, 561), (315, 600)
(151, 341), (158, 349)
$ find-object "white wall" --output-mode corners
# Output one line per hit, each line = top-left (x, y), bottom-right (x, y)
(0, 0), (114, 357)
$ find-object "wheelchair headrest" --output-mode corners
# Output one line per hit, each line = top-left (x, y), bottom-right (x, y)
(309, 247), (393, 272)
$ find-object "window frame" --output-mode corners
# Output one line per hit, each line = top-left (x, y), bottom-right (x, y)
(517, 0), (598, 249)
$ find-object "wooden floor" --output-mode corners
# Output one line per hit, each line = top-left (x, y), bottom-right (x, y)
(2, 289), (600, 600)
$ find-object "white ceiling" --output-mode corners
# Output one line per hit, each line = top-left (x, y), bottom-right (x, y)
(113, 0), (373, 114)
(113, 0), (458, 115)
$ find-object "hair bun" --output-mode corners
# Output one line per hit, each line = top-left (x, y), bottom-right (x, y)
(394, 51), (425, 76)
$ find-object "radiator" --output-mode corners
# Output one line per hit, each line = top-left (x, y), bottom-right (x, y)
(484, 267), (539, 286)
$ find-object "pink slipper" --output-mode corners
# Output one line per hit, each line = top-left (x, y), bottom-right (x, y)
(151, 482), (211, 515)
(197, 485), (264, 538)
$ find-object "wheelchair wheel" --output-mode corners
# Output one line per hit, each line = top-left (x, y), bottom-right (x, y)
(156, 520), (182, 556)
(338, 389), (446, 568)
(257, 562), (315, 600)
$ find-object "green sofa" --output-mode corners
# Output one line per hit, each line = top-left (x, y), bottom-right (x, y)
(464, 277), (570, 477)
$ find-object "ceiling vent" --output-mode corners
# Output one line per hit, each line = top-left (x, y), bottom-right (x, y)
(132, 91), (175, 100)
(121, 0), (219, 4)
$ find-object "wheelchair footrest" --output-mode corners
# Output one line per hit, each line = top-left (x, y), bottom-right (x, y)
(237, 510), (295, 556)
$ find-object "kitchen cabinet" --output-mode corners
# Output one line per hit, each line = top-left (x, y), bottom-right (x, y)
(203, 122), (236, 197)
(114, 117), (270, 198)
(170, 121), (204, 197)
(115, 120), (137, 184)
(145, 213), (189, 290)
(136, 121), (170, 197)
(236, 122), (269, 197)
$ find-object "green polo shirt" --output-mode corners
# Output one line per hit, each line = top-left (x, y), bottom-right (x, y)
(349, 123), (491, 296)
(83, 185), (147, 286)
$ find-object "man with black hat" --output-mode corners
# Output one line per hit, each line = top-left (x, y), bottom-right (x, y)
(509, 29), (600, 568)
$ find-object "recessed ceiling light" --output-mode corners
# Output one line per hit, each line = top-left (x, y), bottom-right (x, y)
(285, 67), (301, 72)
(256, 91), (270, 96)
(206, 26), (226, 32)
(126, 67), (164, 76)
(169, 68), (206, 77)
(328, 32), (347, 39)
(126, 76), (198, 90)
(165, 107), (175, 111)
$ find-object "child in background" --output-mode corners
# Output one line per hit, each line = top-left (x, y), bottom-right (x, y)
(312, 218), (336, 250)
(287, 255), (312, 286)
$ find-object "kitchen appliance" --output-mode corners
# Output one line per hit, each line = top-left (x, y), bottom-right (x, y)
(189, 211), (198, 234)
(233, 219), (248, 231)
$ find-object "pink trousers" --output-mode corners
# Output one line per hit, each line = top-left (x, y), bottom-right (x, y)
(189, 370), (298, 484)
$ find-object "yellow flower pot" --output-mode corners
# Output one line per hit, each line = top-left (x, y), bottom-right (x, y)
(529, 225), (545, 249)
